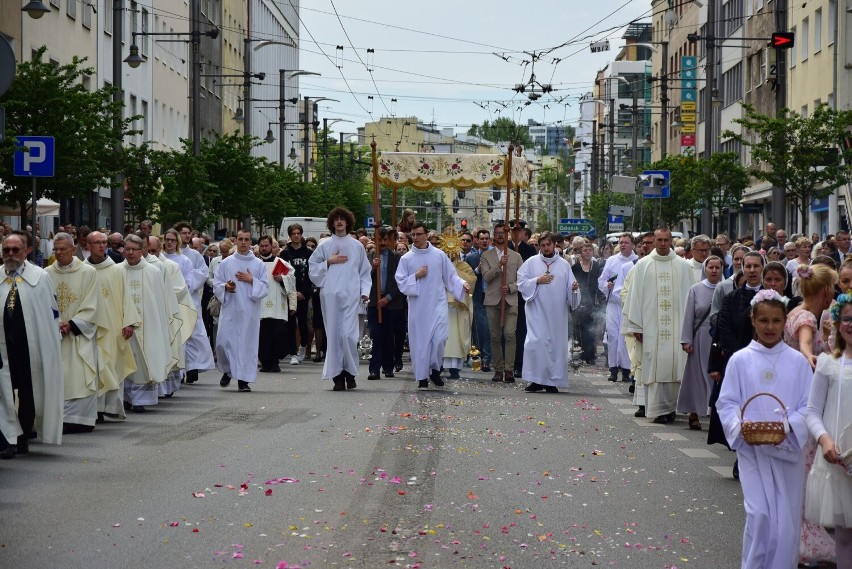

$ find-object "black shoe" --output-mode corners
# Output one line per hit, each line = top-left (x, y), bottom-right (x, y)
(525, 382), (544, 392)
(634, 406), (646, 418)
(652, 414), (672, 424)
(448, 370), (460, 380)
(261, 365), (281, 373)
(0, 447), (14, 459)
(732, 459), (739, 480)
(345, 374), (357, 390)
(384, 371), (395, 378)
(186, 369), (199, 384)
(544, 386), (559, 393)
(628, 380), (635, 394)
(504, 371), (515, 383)
(238, 381), (252, 392)
(123, 400), (132, 411)
(608, 367), (618, 382)
(220, 374), (231, 387)
(367, 373), (381, 380)
(491, 371), (503, 382)
(15, 437), (28, 455)
(481, 363), (491, 372)
(621, 369), (631, 382)
(131, 405), (146, 413)
(63, 423), (95, 434)
(312, 351), (325, 363)
(430, 370), (445, 388)
(395, 362), (403, 372)
(96, 412), (105, 424)
(417, 379), (429, 391)
(332, 375), (345, 391)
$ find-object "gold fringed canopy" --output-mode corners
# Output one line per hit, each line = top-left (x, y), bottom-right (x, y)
(376, 152), (530, 190)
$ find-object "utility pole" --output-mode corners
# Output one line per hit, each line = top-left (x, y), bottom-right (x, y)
(608, 98), (616, 183)
(590, 119), (598, 194)
(303, 96), (310, 183)
(244, 38), (252, 142)
(111, 0), (124, 231)
(190, 0), (201, 156)
(279, 70), (286, 168)
(771, 0), (788, 229)
(660, 41), (669, 158)
(701, 0), (717, 234)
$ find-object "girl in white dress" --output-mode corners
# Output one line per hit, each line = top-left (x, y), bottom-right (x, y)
(717, 289), (814, 569)
(805, 292), (852, 569)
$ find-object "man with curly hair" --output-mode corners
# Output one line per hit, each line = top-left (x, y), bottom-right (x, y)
(309, 207), (372, 391)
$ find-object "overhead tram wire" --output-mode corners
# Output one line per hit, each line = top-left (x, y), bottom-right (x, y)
(329, 0), (392, 116)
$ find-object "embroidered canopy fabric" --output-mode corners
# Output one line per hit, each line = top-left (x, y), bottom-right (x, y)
(376, 152), (529, 190)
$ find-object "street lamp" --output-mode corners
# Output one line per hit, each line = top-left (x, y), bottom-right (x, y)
(21, 0), (50, 18)
(301, 96), (339, 182)
(278, 71), (320, 169)
(322, 118), (352, 190)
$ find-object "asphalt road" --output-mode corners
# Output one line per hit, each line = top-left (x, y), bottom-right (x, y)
(0, 354), (746, 569)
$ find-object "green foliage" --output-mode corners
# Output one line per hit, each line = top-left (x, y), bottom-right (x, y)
(0, 47), (135, 218)
(698, 152), (749, 233)
(724, 103), (852, 233)
(467, 117), (533, 147)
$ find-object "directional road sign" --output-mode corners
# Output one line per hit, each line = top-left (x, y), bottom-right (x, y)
(607, 214), (624, 232)
(14, 136), (55, 177)
(558, 218), (595, 236)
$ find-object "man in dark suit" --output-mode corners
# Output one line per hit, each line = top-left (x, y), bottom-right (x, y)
(367, 227), (405, 380)
(508, 219), (535, 375)
(831, 229), (851, 266)
(106, 232), (125, 263)
(467, 229), (492, 371)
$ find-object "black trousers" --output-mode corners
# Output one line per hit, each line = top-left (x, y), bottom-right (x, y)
(575, 306), (597, 361)
(287, 298), (310, 352)
(368, 306), (400, 374)
(5, 305), (34, 443)
(514, 298), (527, 372)
(259, 318), (286, 368)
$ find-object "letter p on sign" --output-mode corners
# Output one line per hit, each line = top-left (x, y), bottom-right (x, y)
(14, 136), (55, 177)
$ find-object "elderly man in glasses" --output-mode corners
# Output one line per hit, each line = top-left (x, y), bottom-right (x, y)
(0, 232), (63, 458)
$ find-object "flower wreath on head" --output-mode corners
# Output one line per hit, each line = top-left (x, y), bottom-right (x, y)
(796, 265), (814, 279)
(829, 292), (852, 322)
(750, 288), (790, 307)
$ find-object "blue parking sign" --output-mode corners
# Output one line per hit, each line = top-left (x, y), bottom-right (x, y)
(14, 136), (55, 177)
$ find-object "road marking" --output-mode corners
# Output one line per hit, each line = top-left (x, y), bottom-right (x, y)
(597, 389), (622, 395)
(619, 407), (638, 414)
(679, 448), (721, 459)
(708, 465), (735, 477)
(632, 418), (658, 427)
(591, 380), (612, 386)
(607, 397), (632, 405)
(653, 432), (688, 441)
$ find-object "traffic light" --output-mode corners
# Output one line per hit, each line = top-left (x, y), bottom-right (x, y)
(770, 32), (794, 49)
(486, 199), (494, 213)
(452, 198), (459, 213)
(457, 190), (466, 199)
(460, 219), (468, 230)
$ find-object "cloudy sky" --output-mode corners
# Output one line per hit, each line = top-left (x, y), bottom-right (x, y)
(295, 0), (654, 136)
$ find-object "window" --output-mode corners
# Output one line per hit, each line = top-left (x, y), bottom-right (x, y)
(82, 74), (91, 91)
(82, 1), (92, 29)
(104, 0), (113, 34)
(757, 0), (764, 10)
(141, 100), (148, 144)
(722, 0), (744, 37)
(801, 17), (809, 62)
(759, 49), (768, 83)
(50, 0), (59, 7)
(722, 63), (743, 106)
(66, 0), (76, 19)
(745, 54), (753, 91)
(141, 8), (149, 56)
(814, 9), (822, 53)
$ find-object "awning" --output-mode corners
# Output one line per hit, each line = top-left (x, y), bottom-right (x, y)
(0, 197), (61, 217)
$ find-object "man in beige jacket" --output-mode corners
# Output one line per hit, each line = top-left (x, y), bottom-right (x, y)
(479, 222), (524, 383)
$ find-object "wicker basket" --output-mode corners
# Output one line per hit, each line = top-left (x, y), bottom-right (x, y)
(740, 392), (787, 446)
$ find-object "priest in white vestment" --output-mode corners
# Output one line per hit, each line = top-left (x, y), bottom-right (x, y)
(624, 228), (694, 423)
(86, 232), (139, 421)
(598, 233), (637, 382)
(516, 232), (581, 393)
(174, 222), (216, 383)
(45, 233), (104, 432)
(442, 248), (476, 380)
(0, 234), (63, 456)
(395, 224), (471, 389)
(308, 208), (372, 391)
(149, 235), (197, 396)
(214, 229), (269, 392)
(716, 301), (812, 569)
(121, 235), (176, 412)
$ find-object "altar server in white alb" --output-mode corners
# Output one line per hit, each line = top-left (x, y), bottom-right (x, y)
(716, 290), (813, 569)
(517, 231), (581, 393)
(598, 232), (637, 383)
(214, 229), (269, 392)
(395, 223), (471, 390)
(308, 207), (372, 392)
(174, 221), (216, 383)
(0, 232), (63, 458)
(121, 235), (176, 412)
(45, 233), (104, 433)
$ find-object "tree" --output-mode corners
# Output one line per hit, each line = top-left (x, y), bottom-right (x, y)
(0, 47), (136, 221)
(697, 152), (749, 235)
(467, 118), (532, 147)
(723, 103), (852, 234)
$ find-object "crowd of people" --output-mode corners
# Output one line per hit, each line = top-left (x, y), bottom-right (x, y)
(1, 212), (851, 568)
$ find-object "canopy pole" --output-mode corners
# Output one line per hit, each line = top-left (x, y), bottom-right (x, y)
(371, 140), (382, 324)
(515, 145), (523, 232)
(501, 145), (514, 326)
(391, 187), (398, 250)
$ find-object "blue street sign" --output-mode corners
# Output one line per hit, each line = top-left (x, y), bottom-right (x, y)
(365, 216), (376, 228)
(14, 136), (55, 177)
(607, 214), (624, 224)
(642, 170), (671, 199)
(557, 218), (595, 236)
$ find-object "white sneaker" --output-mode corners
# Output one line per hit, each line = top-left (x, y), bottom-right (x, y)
(297, 347), (306, 362)
(290, 355), (300, 366)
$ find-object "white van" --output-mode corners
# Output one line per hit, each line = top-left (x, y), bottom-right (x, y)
(279, 217), (328, 240)
(605, 231), (684, 243)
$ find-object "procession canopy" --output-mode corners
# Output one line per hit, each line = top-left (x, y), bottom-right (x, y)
(376, 152), (530, 191)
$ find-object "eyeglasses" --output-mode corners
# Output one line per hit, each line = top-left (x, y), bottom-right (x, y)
(461, 238), (472, 242)
(2, 247), (21, 255)
(840, 316), (852, 326)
